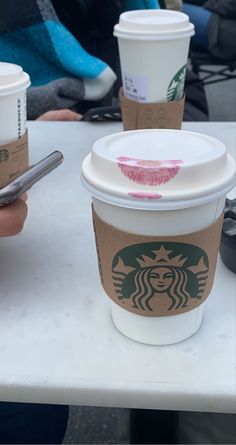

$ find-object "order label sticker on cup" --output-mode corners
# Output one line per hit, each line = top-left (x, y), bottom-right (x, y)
(92, 207), (223, 317)
(123, 73), (148, 102)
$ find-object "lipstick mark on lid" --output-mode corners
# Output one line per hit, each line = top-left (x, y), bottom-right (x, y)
(128, 192), (162, 200)
(117, 157), (183, 186)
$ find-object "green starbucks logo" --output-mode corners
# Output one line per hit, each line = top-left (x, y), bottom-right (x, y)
(167, 65), (187, 102)
(0, 149), (9, 162)
(112, 242), (209, 313)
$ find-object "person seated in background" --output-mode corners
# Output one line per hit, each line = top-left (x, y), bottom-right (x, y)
(183, 0), (236, 59)
(0, 0), (161, 121)
(0, 0), (209, 122)
(52, 0), (209, 121)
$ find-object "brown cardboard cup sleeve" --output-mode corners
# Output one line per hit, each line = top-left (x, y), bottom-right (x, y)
(92, 207), (223, 318)
(0, 132), (29, 188)
(119, 88), (185, 130)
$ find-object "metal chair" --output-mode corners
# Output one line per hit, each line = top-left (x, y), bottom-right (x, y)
(190, 49), (236, 86)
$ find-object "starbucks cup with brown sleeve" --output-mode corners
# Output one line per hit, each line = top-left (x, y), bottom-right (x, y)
(81, 129), (236, 345)
(113, 10), (195, 129)
(0, 62), (30, 187)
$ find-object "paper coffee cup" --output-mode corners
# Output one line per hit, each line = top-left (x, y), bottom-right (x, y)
(0, 62), (30, 143)
(114, 10), (194, 103)
(0, 62), (30, 187)
(81, 129), (236, 345)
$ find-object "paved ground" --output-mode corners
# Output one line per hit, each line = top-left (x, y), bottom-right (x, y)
(63, 67), (236, 445)
(63, 407), (130, 444)
(206, 78), (236, 121)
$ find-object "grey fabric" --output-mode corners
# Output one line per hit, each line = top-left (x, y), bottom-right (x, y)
(165, 0), (182, 11)
(203, 0), (236, 59)
(204, 0), (236, 18)
(37, 0), (60, 22)
(27, 77), (85, 119)
(207, 13), (236, 59)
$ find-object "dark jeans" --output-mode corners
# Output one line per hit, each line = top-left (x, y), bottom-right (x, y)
(183, 3), (212, 50)
(0, 402), (69, 444)
(130, 409), (179, 444)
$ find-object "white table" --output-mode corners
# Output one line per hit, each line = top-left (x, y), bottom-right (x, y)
(0, 122), (235, 413)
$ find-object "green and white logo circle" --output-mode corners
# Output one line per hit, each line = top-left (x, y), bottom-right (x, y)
(0, 149), (9, 163)
(112, 242), (209, 313)
(167, 64), (187, 102)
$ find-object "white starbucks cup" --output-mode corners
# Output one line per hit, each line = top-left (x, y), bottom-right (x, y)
(0, 62), (30, 187)
(81, 129), (236, 345)
(114, 10), (194, 103)
(0, 62), (30, 144)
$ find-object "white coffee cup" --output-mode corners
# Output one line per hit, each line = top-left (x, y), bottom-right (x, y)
(114, 10), (194, 103)
(0, 62), (30, 144)
(81, 129), (236, 345)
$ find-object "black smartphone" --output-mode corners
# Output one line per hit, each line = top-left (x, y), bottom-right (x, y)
(0, 150), (64, 206)
(81, 106), (122, 122)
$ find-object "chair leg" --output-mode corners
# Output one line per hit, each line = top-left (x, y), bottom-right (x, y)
(191, 60), (200, 76)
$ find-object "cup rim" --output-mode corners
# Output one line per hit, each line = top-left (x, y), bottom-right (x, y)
(81, 129), (236, 210)
(114, 10), (195, 41)
(0, 63), (30, 96)
(81, 167), (236, 211)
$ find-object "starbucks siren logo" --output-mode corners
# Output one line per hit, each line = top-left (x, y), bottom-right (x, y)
(112, 242), (209, 314)
(0, 149), (9, 163)
(167, 65), (187, 102)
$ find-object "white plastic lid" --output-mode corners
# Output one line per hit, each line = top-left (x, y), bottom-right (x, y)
(81, 129), (236, 210)
(0, 62), (30, 96)
(114, 10), (194, 40)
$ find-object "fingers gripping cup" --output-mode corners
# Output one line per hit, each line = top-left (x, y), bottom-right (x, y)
(114, 10), (195, 130)
(0, 62), (30, 187)
(81, 130), (236, 345)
